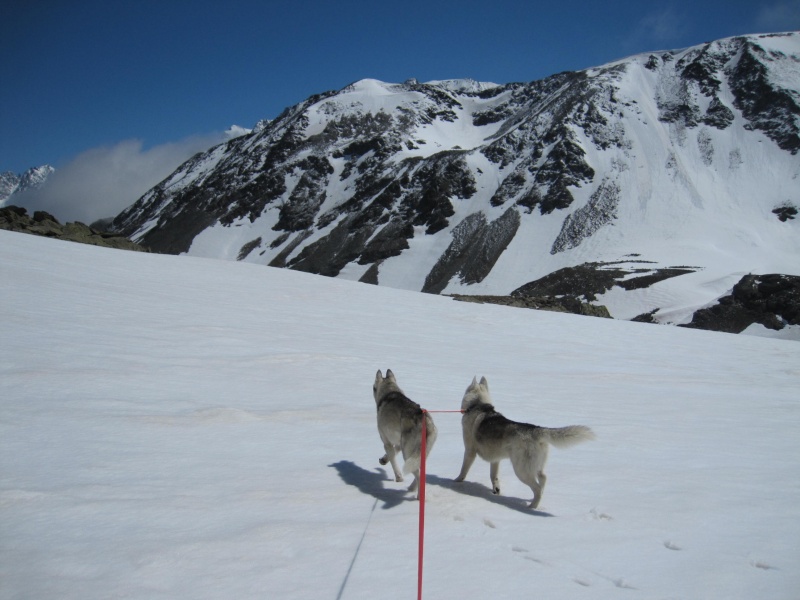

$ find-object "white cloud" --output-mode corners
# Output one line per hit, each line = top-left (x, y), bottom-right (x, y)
(755, 1), (800, 31)
(12, 128), (247, 225)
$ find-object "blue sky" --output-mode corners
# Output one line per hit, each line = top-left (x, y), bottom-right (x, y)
(2, 0), (798, 221)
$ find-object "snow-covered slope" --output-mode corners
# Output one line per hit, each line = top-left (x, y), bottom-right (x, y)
(113, 33), (800, 326)
(2, 230), (799, 599)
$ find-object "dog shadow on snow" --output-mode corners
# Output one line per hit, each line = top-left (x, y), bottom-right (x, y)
(425, 474), (554, 517)
(329, 460), (410, 509)
(329, 461), (552, 516)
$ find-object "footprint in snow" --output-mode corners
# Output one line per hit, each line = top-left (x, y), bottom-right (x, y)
(613, 578), (637, 589)
(590, 507), (612, 521)
(664, 540), (682, 551)
(483, 518), (496, 529)
(751, 560), (777, 571)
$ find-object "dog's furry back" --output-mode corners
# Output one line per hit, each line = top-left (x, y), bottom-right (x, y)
(460, 377), (594, 451)
(456, 375), (593, 508)
(373, 370), (437, 476)
(375, 390), (436, 474)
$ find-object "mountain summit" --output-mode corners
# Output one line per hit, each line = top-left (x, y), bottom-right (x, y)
(0, 165), (54, 206)
(113, 32), (800, 326)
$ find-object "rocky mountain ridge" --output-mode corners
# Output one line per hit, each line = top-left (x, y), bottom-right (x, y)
(0, 166), (54, 205)
(110, 32), (800, 336)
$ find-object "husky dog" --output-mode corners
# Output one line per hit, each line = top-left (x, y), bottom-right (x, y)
(373, 369), (437, 497)
(455, 376), (594, 509)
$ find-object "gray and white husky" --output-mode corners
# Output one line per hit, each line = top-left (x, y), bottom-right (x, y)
(373, 369), (437, 497)
(455, 376), (594, 509)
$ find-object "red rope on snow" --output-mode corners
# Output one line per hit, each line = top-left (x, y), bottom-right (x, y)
(417, 409), (463, 600)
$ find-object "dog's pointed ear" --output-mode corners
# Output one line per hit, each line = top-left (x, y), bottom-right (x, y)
(375, 370), (383, 382)
(386, 369), (396, 381)
(480, 376), (489, 389)
(471, 376), (478, 386)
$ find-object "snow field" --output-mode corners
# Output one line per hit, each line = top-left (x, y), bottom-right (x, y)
(1, 229), (799, 599)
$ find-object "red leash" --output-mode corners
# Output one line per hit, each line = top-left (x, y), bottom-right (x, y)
(418, 409), (463, 600)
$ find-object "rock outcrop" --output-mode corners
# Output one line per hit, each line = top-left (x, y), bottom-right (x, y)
(0, 206), (147, 252)
(682, 274), (800, 333)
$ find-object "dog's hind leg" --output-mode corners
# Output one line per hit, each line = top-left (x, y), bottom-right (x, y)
(379, 442), (404, 482)
(407, 470), (420, 495)
(510, 444), (548, 508)
(454, 447), (477, 482)
(528, 471), (546, 509)
(489, 461), (501, 495)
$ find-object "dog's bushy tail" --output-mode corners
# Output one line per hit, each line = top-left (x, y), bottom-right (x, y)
(403, 412), (438, 474)
(543, 425), (595, 448)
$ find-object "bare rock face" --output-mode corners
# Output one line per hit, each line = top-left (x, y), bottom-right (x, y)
(450, 293), (611, 318)
(0, 206), (147, 252)
(682, 274), (800, 333)
(511, 262), (696, 302)
(423, 208), (520, 294)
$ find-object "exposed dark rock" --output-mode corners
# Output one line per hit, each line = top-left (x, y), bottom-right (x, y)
(449, 293), (611, 318)
(702, 96), (735, 129)
(359, 261), (381, 285)
(287, 214), (377, 276)
(512, 262), (697, 302)
(137, 202), (216, 254)
(401, 153), (477, 234)
(238, 237), (262, 260)
(618, 268), (697, 291)
(359, 219), (413, 264)
(631, 309), (660, 324)
(422, 208), (520, 294)
(268, 230), (312, 268)
(551, 180), (620, 253)
(0, 205), (147, 252)
(682, 274), (800, 333)
(728, 38), (800, 154)
(512, 263), (628, 302)
(773, 204), (797, 222)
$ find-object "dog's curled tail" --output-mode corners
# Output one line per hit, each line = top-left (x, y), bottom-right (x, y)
(544, 425), (595, 448)
(403, 412), (438, 474)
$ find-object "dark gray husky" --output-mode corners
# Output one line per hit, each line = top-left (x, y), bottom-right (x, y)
(455, 376), (594, 508)
(373, 369), (437, 497)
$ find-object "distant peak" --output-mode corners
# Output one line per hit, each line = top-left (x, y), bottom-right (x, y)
(423, 78), (501, 93)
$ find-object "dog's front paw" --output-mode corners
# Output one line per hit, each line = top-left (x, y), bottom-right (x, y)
(379, 456), (388, 465)
(492, 486), (501, 495)
(454, 475), (465, 482)
(395, 475), (404, 483)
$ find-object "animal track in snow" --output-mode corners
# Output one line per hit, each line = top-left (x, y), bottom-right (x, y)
(751, 560), (777, 570)
(664, 540), (682, 551)
(483, 518), (496, 529)
(613, 578), (636, 589)
(590, 507), (612, 521)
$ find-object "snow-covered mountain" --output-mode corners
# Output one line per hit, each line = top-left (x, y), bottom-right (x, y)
(113, 32), (800, 326)
(0, 165), (54, 206)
